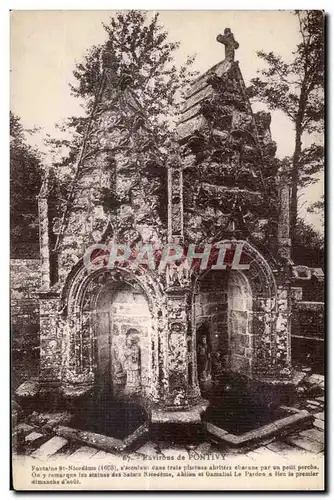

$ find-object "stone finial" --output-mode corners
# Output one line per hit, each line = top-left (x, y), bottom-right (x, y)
(216, 28), (239, 61)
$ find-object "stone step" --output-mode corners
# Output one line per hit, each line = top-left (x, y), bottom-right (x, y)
(314, 419), (325, 431)
(14, 423), (35, 435)
(285, 434), (324, 454)
(25, 431), (44, 444)
(314, 411), (325, 421)
(266, 440), (298, 456)
(307, 374), (324, 385)
(306, 404), (320, 411)
(135, 441), (159, 456)
(306, 399), (322, 407)
(299, 428), (324, 444)
(54, 425), (124, 453)
(68, 446), (99, 459)
(30, 436), (68, 459)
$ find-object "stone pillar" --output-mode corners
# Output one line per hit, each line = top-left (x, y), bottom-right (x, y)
(275, 285), (292, 377)
(165, 288), (191, 409)
(152, 158), (205, 422)
(38, 293), (62, 391)
(38, 169), (51, 289)
(277, 168), (291, 263)
(252, 295), (279, 379)
(167, 162), (184, 244)
(59, 311), (95, 400)
(276, 167), (293, 377)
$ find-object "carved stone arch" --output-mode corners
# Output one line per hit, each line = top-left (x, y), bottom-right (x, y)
(192, 239), (277, 299)
(63, 259), (165, 313)
(59, 261), (168, 405)
(192, 239), (279, 381)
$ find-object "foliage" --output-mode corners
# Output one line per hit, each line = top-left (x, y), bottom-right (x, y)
(49, 10), (197, 240)
(247, 10), (324, 246)
(307, 194), (324, 226)
(10, 112), (42, 258)
(293, 217), (324, 267)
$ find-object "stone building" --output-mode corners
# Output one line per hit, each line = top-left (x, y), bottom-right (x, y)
(35, 30), (295, 426)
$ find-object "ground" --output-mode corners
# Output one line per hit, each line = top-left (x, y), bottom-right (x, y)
(12, 372), (324, 461)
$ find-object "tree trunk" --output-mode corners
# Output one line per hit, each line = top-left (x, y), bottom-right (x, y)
(291, 122), (302, 255)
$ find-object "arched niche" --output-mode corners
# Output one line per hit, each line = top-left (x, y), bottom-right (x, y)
(94, 281), (152, 400)
(193, 240), (278, 387)
(194, 269), (253, 382)
(59, 262), (168, 405)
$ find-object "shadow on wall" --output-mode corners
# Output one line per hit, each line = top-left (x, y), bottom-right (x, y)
(195, 269), (253, 389)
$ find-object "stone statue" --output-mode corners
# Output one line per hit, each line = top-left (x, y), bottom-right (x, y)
(167, 261), (189, 288)
(216, 28), (239, 61)
(197, 330), (212, 384)
(123, 329), (141, 395)
(212, 352), (223, 380)
(111, 345), (126, 394)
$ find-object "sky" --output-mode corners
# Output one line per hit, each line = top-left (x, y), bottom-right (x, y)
(10, 10), (324, 231)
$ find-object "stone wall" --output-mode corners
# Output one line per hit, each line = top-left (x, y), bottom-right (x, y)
(228, 273), (253, 375)
(293, 277), (324, 302)
(195, 273), (229, 366)
(291, 301), (324, 373)
(10, 259), (40, 351)
(195, 270), (253, 378)
(292, 301), (324, 340)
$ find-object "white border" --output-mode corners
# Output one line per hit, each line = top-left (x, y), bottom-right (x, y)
(3, 2), (332, 499)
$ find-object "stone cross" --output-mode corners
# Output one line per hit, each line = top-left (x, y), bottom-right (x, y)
(216, 28), (239, 61)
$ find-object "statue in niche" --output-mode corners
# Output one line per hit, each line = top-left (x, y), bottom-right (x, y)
(196, 324), (212, 385)
(123, 329), (141, 395)
(167, 260), (190, 288)
(111, 344), (126, 396)
(212, 352), (223, 382)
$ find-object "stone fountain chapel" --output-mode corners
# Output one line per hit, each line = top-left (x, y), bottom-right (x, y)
(37, 30), (295, 432)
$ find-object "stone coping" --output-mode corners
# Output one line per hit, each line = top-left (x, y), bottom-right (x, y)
(151, 409), (202, 424)
(205, 408), (313, 447)
(53, 422), (149, 453)
(151, 402), (209, 424)
(295, 301), (324, 311)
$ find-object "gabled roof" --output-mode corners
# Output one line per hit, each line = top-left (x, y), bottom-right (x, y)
(176, 59), (237, 142)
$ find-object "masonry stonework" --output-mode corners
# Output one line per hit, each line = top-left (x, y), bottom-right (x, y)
(22, 30), (297, 425)
(11, 259), (40, 352)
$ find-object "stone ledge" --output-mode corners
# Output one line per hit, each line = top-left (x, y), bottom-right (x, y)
(151, 409), (202, 424)
(54, 425), (124, 452)
(122, 423), (149, 448)
(53, 422), (149, 453)
(205, 408), (313, 448)
(294, 301), (324, 312)
(151, 401), (208, 424)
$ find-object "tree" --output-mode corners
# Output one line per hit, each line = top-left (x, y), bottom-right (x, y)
(10, 112), (42, 258)
(307, 194), (324, 227)
(247, 10), (324, 251)
(293, 217), (324, 268)
(49, 10), (197, 246)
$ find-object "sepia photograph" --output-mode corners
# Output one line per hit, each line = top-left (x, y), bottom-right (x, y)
(10, 9), (325, 490)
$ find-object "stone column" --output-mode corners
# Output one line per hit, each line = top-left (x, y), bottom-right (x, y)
(38, 293), (62, 393)
(60, 311), (95, 400)
(276, 167), (293, 376)
(165, 288), (191, 409)
(277, 168), (292, 263)
(167, 162), (184, 244)
(38, 169), (51, 289)
(161, 159), (204, 416)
